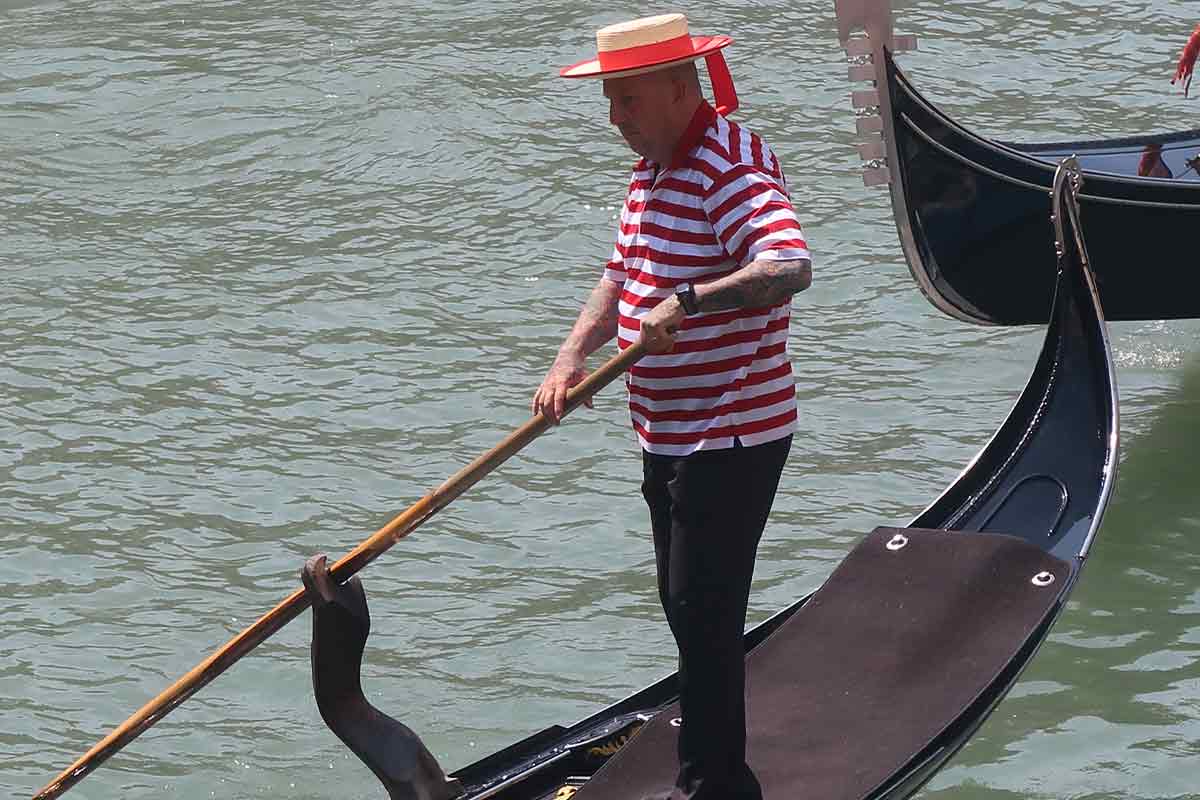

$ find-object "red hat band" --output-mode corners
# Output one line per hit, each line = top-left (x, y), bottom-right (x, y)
(596, 33), (695, 73)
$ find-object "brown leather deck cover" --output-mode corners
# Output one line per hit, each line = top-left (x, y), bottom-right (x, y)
(573, 526), (1070, 800)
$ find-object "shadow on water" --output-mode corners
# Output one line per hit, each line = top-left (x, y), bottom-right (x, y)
(925, 352), (1200, 798)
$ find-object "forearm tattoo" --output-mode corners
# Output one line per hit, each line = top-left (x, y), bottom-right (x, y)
(562, 279), (621, 358)
(698, 258), (812, 312)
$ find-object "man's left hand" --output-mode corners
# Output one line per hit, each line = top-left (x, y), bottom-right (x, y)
(639, 295), (686, 354)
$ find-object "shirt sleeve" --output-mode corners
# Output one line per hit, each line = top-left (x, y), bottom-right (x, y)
(602, 240), (626, 284)
(702, 162), (810, 268)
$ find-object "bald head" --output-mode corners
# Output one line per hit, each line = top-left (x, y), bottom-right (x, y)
(603, 61), (705, 164)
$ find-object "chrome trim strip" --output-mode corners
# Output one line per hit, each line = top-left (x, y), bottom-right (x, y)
(1051, 161), (1120, 560)
(900, 113), (1200, 211)
(894, 71), (1200, 191)
(470, 751), (573, 800)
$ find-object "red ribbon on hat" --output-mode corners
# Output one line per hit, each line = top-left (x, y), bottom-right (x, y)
(706, 52), (739, 116)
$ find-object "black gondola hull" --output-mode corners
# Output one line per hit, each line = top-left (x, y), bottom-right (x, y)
(304, 160), (1118, 800)
(884, 49), (1200, 325)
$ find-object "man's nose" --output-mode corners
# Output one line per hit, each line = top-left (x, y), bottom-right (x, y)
(609, 98), (622, 126)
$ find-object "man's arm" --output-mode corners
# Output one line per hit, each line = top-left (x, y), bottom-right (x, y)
(532, 277), (623, 423)
(638, 258), (811, 354)
(693, 257), (811, 312)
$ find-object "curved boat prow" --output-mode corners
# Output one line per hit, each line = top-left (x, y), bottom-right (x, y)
(912, 156), (1119, 559)
(835, 0), (946, 315)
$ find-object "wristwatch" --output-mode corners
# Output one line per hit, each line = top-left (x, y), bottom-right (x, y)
(675, 282), (700, 316)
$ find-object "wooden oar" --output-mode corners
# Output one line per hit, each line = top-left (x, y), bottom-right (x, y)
(33, 341), (645, 800)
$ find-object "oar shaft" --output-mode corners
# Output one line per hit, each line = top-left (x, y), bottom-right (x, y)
(33, 342), (644, 800)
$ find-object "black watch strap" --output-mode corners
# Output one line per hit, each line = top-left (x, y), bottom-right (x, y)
(675, 282), (699, 315)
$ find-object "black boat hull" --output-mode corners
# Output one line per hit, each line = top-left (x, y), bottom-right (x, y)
(304, 161), (1118, 800)
(836, 0), (1200, 325)
(889, 53), (1200, 325)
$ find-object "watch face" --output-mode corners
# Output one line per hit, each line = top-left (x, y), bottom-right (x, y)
(676, 283), (697, 314)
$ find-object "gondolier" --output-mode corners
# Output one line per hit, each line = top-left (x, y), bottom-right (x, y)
(532, 13), (811, 800)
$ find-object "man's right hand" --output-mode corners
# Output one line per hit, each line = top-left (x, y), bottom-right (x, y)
(532, 353), (591, 424)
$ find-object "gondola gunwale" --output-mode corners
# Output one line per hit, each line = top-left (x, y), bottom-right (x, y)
(889, 53), (1200, 208)
(889, 51), (1200, 195)
(1048, 158), (1120, 560)
(896, 110), (1200, 211)
(1014, 125), (1200, 154)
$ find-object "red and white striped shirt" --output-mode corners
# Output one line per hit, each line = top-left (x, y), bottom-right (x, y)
(606, 101), (810, 456)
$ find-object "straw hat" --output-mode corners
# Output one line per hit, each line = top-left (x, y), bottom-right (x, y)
(559, 13), (733, 80)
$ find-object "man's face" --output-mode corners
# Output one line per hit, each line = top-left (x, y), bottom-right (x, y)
(603, 72), (677, 162)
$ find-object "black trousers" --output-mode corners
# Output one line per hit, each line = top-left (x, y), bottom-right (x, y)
(641, 435), (792, 800)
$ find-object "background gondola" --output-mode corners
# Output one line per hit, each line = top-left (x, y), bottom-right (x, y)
(837, 0), (1200, 325)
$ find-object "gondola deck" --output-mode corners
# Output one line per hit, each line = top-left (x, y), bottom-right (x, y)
(570, 527), (1070, 800)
